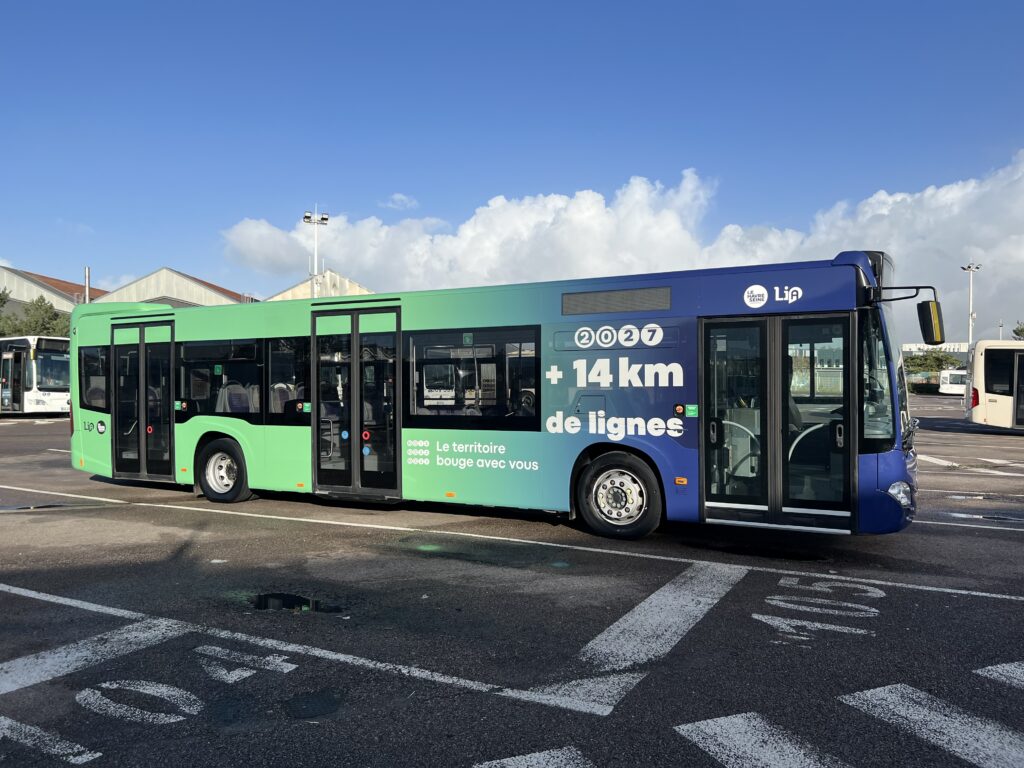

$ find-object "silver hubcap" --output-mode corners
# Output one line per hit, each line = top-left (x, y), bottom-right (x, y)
(592, 469), (647, 526)
(205, 451), (237, 494)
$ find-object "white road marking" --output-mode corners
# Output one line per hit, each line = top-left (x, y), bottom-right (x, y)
(839, 684), (1024, 768)
(475, 747), (596, 768)
(198, 657), (255, 684)
(501, 672), (648, 717)
(75, 680), (203, 724)
(917, 489), (1024, 498)
(46, 448), (71, 453)
(193, 645), (297, 673)
(579, 563), (748, 672)
(0, 582), (147, 619)
(918, 454), (959, 467)
(0, 715), (101, 764)
(974, 662), (1024, 689)
(674, 711), (851, 767)
(2, 485), (1024, 603)
(0, 618), (193, 695)
(915, 521), (1024, 533)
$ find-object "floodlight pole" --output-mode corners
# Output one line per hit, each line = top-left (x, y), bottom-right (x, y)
(303, 205), (330, 298)
(961, 262), (981, 346)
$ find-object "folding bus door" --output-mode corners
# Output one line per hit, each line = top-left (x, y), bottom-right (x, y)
(313, 309), (399, 497)
(702, 315), (854, 532)
(112, 323), (174, 480)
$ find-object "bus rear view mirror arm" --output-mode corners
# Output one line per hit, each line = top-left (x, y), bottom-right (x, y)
(866, 285), (945, 346)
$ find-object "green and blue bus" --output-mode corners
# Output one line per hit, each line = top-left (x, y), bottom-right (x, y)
(69, 251), (944, 538)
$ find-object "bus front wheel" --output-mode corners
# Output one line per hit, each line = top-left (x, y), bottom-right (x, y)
(576, 452), (662, 539)
(197, 438), (253, 503)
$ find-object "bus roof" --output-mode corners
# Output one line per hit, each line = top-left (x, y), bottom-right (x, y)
(71, 251), (881, 323)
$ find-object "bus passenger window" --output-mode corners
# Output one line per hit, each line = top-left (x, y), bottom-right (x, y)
(177, 340), (261, 422)
(268, 337), (311, 425)
(405, 326), (540, 431)
(79, 346), (110, 412)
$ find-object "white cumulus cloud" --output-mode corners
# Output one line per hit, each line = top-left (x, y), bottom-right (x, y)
(223, 154), (1024, 341)
(380, 193), (419, 210)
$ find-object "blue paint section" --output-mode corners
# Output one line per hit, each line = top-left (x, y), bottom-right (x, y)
(857, 450), (915, 533)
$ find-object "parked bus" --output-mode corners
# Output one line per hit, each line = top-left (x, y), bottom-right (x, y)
(964, 340), (1024, 430)
(69, 251), (944, 538)
(938, 369), (967, 396)
(1, 336), (72, 414)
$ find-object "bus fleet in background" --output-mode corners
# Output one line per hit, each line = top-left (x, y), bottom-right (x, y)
(0, 336), (71, 414)
(964, 340), (1024, 430)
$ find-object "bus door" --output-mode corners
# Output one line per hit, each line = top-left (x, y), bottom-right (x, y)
(312, 309), (399, 497)
(111, 323), (174, 479)
(1, 352), (21, 412)
(702, 315), (854, 532)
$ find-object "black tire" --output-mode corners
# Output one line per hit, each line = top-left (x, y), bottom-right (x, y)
(575, 451), (663, 539)
(197, 438), (252, 503)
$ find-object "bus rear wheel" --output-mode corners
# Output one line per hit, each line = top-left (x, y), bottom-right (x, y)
(197, 438), (252, 503)
(576, 452), (662, 539)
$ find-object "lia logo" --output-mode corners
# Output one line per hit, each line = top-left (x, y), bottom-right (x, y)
(743, 284), (769, 308)
(775, 285), (803, 304)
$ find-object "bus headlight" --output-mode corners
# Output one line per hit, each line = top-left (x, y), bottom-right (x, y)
(887, 481), (913, 509)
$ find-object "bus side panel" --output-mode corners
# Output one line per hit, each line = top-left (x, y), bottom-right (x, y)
(254, 425), (312, 493)
(856, 451), (912, 533)
(71, 408), (113, 476)
(401, 429), (575, 510)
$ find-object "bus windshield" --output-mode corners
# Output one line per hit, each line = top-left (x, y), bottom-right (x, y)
(36, 350), (72, 391)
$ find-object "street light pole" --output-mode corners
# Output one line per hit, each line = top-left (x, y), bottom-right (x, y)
(303, 205), (330, 298)
(960, 262), (982, 346)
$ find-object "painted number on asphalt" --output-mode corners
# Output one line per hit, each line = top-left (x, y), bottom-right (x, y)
(752, 577), (887, 647)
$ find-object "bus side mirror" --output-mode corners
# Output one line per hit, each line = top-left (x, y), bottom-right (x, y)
(917, 300), (945, 345)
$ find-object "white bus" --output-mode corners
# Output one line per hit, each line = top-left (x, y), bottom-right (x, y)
(965, 340), (1024, 430)
(938, 368), (967, 396)
(0, 336), (71, 415)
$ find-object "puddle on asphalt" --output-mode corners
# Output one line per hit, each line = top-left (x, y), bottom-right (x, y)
(251, 592), (342, 613)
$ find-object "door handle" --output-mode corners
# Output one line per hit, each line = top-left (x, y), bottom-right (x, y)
(708, 417), (721, 448)
(833, 422), (845, 450)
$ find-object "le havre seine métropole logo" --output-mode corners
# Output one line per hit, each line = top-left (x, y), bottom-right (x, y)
(743, 284), (803, 308)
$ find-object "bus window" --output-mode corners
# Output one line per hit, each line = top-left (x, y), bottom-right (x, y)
(406, 326), (539, 430)
(985, 349), (1014, 395)
(79, 346), (110, 412)
(177, 340), (261, 421)
(267, 337), (310, 424)
(861, 310), (896, 450)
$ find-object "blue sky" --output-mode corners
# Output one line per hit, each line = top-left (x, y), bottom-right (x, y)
(1, 0), (1022, 325)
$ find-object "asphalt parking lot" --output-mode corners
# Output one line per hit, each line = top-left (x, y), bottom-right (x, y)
(0, 394), (1022, 767)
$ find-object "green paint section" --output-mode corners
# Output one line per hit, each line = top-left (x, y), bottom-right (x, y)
(316, 314), (351, 335)
(401, 428), (572, 511)
(144, 325), (171, 343)
(172, 417), (312, 492)
(359, 312), (396, 333)
(71, 409), (113, 476)
(113, 327), (139, 344)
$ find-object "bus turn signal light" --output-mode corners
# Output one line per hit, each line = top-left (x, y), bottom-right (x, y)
(674, 477), (688, 486)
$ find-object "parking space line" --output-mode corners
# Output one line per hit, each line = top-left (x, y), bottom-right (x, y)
(674, 711), (851, 767)
(0, 583), (147, 619)
(0, 716), (101, 764)
(839, 684), (1024, 768)
(579, 562), (748, 672)
(974, 662), (1024, 690)
(2, 484), (1024, 603)
(474, 747), (596, 768)
(914, 521), (1024, 533)
(0, 618), (194, 696)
